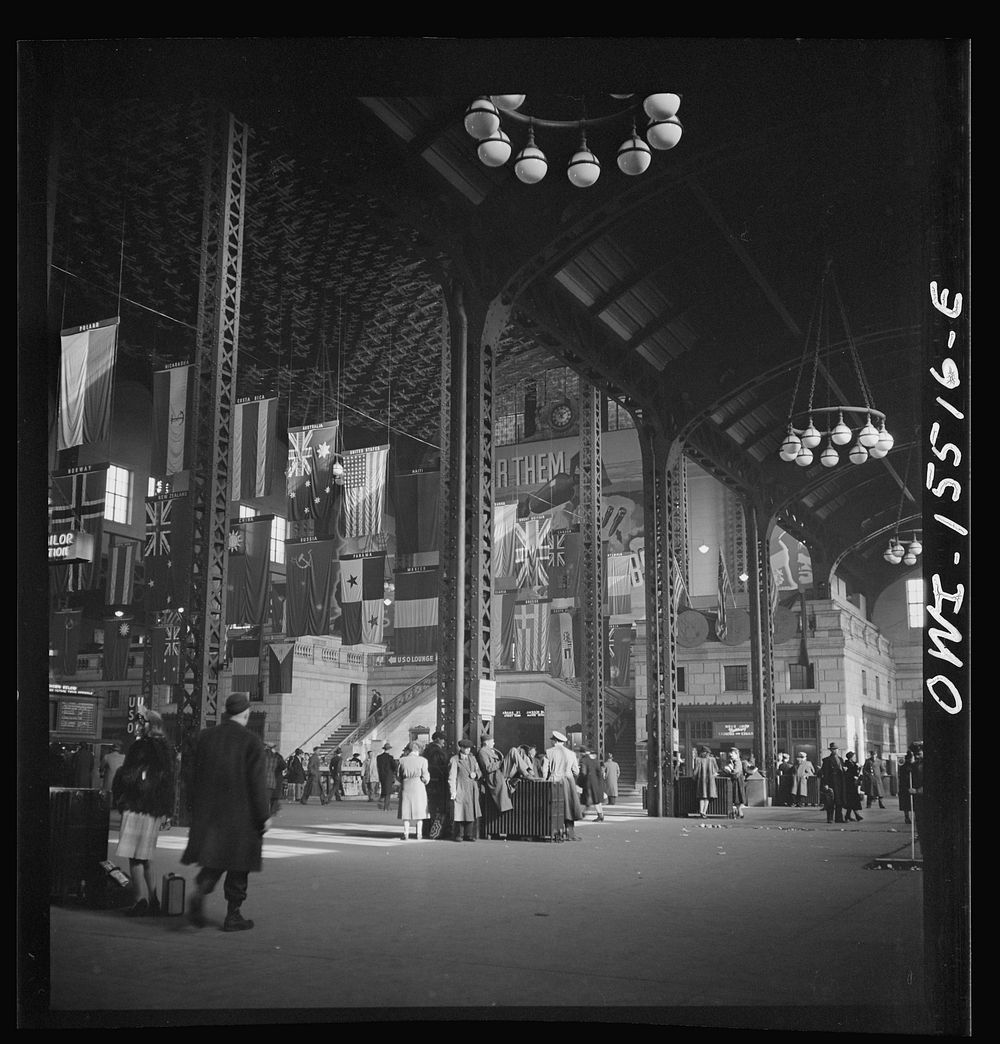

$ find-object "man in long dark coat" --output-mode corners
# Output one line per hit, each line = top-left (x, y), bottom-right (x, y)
(820, 742), (848, 824)
(423, 730), (452, 839)
(377, 742), (397, 811)
(181, 692), (270, 931)
(476, 735), (513, 815)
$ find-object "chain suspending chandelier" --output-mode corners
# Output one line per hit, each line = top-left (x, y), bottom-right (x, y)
(778, 261), (893, 468)
(463, 94), (683, 187)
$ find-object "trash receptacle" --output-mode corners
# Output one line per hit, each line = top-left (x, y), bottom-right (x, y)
(807, 775), (821, 807)
(50, 787), (110, 902)
(745, 775), (768, 807)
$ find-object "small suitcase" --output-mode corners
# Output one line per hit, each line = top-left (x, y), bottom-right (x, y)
(161, 872), (186, 915)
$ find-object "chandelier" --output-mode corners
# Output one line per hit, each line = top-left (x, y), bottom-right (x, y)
(778, 261), (893, 468)
(882, 452), (921, 565)
(463, 94), (683, 187)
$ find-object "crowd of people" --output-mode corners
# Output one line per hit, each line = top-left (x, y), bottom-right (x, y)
(66, 702), (925, 931)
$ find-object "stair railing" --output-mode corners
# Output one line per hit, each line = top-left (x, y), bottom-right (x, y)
(297, 707), (347, 753)
(335, 668), (438, 751)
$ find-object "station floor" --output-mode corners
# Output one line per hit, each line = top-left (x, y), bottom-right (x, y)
(30, 794), (935, 1031)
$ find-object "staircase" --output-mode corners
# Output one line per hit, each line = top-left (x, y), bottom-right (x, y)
(312, 669), (439, 758)
(605, 706), (637, 796)
(315, 724), (358, 759)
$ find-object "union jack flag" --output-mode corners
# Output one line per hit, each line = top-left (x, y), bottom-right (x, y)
(145, 498), (174, 557)
(514, 516), (552, 591)
(48, 466), (107, 593)
(287, 428), (313, 479)
(164, 624), (181, 658)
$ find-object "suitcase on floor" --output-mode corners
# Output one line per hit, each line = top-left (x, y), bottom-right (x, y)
(161, 873), (186, 915)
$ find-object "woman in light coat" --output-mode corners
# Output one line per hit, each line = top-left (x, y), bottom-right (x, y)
(396, 742), (431, 840)
(791, 752), (815, 807)
(603, 753), (621, 805)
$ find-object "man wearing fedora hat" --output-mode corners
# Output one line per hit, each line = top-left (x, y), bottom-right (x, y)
(819, 742), (848, 824)
(376, 742), (397, 811)
(181, 692), (271, 932)
(448, 739), (483, 841)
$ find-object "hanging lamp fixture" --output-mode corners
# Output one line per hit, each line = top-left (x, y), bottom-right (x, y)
(881, 453), (922, 566)
(464, 93), (683, 186)
(778, 261), (892, 468)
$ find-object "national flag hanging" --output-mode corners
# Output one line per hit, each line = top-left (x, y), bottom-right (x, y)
(548, 610), (577, 680)
(493, 501), (519, 581)
(267, 640), (295, 694)
(342, 445), (389, 537)
(48, 465), (108, 593)
(225, 516), (273, 626)
(547, 526), (582, 603)
(229, 636), (262, 698)
(151, 363), (194, 476)
(717, 553), (735, 640)
(231, 397), (278, 502)
(285, 538), (338, 638)
(339, 552), (386, 646)
(142, 492), (193, 612)
(286, 421), (340, 524)
(50, 608), (83, 676)
(514, 516), (552, 593)
(513, 598), (551, 672)
(392, 567), (438, 656)
(102, 617), (132, 681)
(57, 318), (119, 451)
(106, 538), (138, 606)
(607, 552), (632, 615)
(491, 589), (517, 670)
(672, 552), (691, 613)
(151, 620), (184, 685)
(393, 470), (440, 556)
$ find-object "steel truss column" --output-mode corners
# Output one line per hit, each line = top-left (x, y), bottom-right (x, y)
(437, 289), (461, 750)
(638, 419), (682, 816)
(579, 382), (605, 758)
(744, 501), (777, 785)
(438, 279), (509, 749)
(182, 109), (249, 733)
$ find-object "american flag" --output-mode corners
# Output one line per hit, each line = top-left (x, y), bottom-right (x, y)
(343, 445), (388, 537)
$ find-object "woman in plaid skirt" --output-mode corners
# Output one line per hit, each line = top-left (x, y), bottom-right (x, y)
(114, 710), (176, 916)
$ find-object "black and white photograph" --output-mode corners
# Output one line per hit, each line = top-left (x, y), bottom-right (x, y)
(18, 37), (970, 1032)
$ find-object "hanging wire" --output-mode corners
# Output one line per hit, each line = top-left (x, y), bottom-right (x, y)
(116, 160), (129, 314)
(893, 449), (912, 540)
(804, 264), (829, 417)
(831, 267), (875, 410)
(786, 270), (824, 426)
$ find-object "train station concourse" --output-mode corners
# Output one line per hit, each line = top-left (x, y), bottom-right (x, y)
(18, 38), (969, 1032)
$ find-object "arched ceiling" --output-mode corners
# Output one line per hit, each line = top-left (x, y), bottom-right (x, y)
(23, 37), (967, 602)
